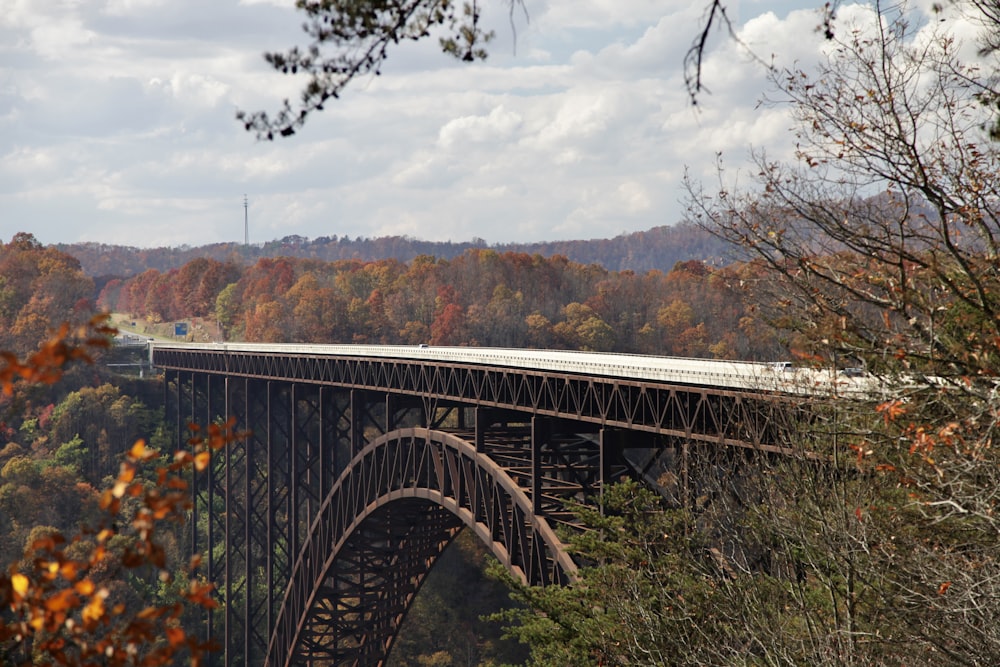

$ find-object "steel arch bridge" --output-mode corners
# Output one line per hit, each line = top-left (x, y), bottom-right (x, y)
(152, 343), (797, 667)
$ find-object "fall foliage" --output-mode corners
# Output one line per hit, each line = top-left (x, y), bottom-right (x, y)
(102, 249), (784, 361)
(0, 314), (237, 666)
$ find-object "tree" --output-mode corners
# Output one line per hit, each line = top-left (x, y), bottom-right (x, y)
(490, 5), (1000, 665)
(237, 0), (519, 139)
(0, 316), (237, 666)
(682, 3), (1000, 663)
(0, 236), (95, 356)
(430, 301), (467, 346)
(172, 258), (241, 319)
(493, 481), (731, 666)
(688, 6), (1000, 378)
(237, 0), (785, 140)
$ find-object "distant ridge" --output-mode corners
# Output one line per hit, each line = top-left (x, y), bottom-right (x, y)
(58, 223), (737, 278)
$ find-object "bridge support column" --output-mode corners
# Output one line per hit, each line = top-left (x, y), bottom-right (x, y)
(531, 417), (550, 516)
(172, 372), (227, 665)
(386, 393), (424, 433)
(599, 428), (621, 513)
(351, 389), (387, 457)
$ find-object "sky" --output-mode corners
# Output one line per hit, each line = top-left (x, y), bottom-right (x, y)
(0, 0), (974, 248)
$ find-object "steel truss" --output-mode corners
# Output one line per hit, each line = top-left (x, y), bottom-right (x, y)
(268, 426), (579, 667)
(155, 347), (797, 452)
(157, 349), (797, 667)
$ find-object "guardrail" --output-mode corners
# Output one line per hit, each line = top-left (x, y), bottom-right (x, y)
(150, 341), (879, 396)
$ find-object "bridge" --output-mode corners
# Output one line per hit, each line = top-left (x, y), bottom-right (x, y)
(151, 342), (802, 667)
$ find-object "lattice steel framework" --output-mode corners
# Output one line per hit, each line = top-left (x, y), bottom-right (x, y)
(157, 348), (797, 667)
(156, 347), (794, 451)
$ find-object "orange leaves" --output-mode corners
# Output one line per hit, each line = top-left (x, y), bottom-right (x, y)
(165, 625), (186, 648)
(0, 314), (115, 396)
(876, 399), (908, 425)
(186, 580), (219, 610)
(44, 588), (79, 614)
(897, 421), (965, 466)
(0, 316), (243, 666)
(848, 442), (873, 465)
(73, 578), (94, 596)
(0, 429), (230, 667)
(0, 419), (245, 666)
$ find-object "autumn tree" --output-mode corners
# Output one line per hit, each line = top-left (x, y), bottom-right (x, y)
(171, 258), (241, 319)
(681, 3), (1000, 663)
(0, 316), (232, 666)
(0, 235), (95, 356)
(430, 285), (468, 346)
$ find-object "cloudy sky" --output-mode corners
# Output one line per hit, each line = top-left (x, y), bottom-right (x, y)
(0, 0), (966, 248)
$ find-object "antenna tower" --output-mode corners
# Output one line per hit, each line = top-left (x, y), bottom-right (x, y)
(243, 195), (249, 246)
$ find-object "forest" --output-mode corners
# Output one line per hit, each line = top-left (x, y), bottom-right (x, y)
(95, 250), (783, 361)
(7, 0), (1000, 664)
(0, 234), (543, 665)
(0, 230), (784, 666)
(58, 222), (733, 280)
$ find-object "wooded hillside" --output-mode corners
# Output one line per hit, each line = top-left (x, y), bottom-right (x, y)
(59, 223), (734, 280)
(99, 250), (786, 361)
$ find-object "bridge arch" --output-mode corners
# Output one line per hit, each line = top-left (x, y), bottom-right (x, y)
(265, 427), (578, 667)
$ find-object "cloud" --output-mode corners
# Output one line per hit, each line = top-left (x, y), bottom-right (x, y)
(0, 0), (976, 248)
(438, 105), (523, 148)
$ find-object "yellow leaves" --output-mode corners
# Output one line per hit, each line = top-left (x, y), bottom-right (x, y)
(194, 450), (212, 471)
(111, 479), (130, 500)
(11, 572), (29, 598)
(127, 439), (157, 462)
(98, 488), (118, 513)
(80, 588), (108, 624)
